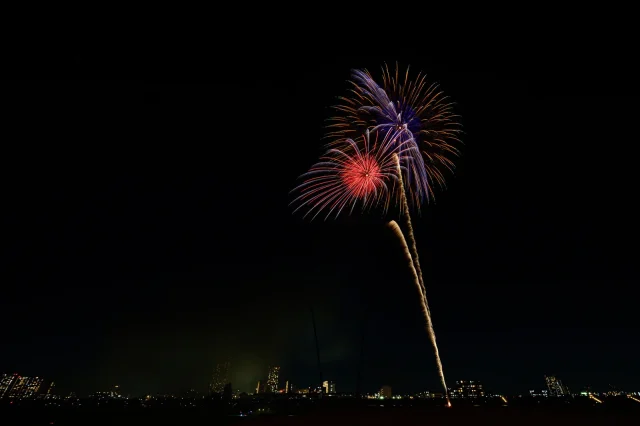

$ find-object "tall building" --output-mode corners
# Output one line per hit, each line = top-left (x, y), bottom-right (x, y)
(448, 380), (484, 399)
(285, 381), (296, 394)
(211, 361), (231, 394)
(322, 380), (336, 394)
(0, 374), (18, 399)
(24, 377), (43, 398)
(380, 385), (392, 398)
(266, 366), (280, 393)
(44, 382), (55, 399)
(545, 375), (568, 396)
(7, 376), (28, 398)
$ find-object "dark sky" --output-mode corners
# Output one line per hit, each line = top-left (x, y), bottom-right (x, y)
(2, 39), (639, 397)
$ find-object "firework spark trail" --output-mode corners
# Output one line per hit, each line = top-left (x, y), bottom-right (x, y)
(393, 152), (449, 404)
(393, 153), (427, 304)
(387, 220), (450, 406)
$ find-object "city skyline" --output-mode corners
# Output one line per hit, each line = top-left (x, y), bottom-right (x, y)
(449, 380), (484, 399)
(4, 368), (635, 401)
(0, 373), (44, 399)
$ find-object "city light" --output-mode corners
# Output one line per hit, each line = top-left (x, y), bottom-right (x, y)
(380, 385), (392, 399)
(589, 394), (603, 404)
(1, 374), (44, 400)
(627, 394), (640, 404)
(322, 380), (336, 394)
(544, 375), (569, 396)
(6, 366), (640, 413)
(267, 366), (280, 393)
(210, 361), (231, 395)
(448, 380), (484, 399)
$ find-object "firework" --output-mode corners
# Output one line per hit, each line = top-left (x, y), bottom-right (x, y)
(387, 220), (450, 407)
(292, 64), (461, 404)
(290, 129), (418, 220)
(327, 64), (462, 207)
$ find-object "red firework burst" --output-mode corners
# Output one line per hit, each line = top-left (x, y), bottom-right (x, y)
(340, 154), (383, 199)
(291, 130), (419, 220)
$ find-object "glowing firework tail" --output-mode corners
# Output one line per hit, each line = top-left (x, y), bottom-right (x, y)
(394, 154), (426, 300)
(387, 220), (450, 406)
(394, 152), (450, 402)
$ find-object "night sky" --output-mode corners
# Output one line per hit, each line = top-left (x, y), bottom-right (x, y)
(3, 42), (639, 398)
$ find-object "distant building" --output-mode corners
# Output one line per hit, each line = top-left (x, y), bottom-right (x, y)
(545, 375), (568, 396)
(211, 361), (231, 394)
(323, 381), (336, 394)
(8, 376), (43, 399)
(7, 376), (28, 398)
(90, 391), (122, 400)
(256, 380), (268, 394)
(285, 381), (297, 394)
(23, 377), (44, 398)
(380, 385), (392, 399)
(529, 389), (549, 397)
(223, 383), (232, 400)
(449, 380), (484, 399)
(267, 366), (280, 393)
(0, 374), (19, 399)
